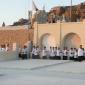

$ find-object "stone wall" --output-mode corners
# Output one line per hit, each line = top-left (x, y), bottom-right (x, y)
(0, 26), (34, 48)
(34, 20), (85, 49)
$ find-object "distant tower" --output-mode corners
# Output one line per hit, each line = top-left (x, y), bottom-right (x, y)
(2, 22), (5, 27)
(43, 5), (45, 11)
(31, 0), (39, 26)
(28, 10), (32, 24)
(28, 11), (32, 20)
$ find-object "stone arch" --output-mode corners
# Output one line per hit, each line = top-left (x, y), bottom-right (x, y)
(40, 33), (56, 50)
(62, 33), (81, 49)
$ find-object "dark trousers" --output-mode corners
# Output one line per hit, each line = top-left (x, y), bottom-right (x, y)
(33, 55), (40, 59)
(55, 56), (61, 60)
(78, 56), (83, 62)
(43, 56), (47, 59)
(22, 54), (27, 59)
(19, 53), (22, 59)
(49, 56), (55, 59)
(63, 56), (67, 60)
(84, 56), (85, 60)
(74, 58), (78, 61)
(32, 54), (34, 59)
(69, 56), (74, 60)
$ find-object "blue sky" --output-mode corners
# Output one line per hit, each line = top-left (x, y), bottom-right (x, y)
(0, 0), (85, 26)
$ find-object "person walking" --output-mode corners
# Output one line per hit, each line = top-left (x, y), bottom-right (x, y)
(21, 45), (28, 59)
(78, 45), (84, 62)
(54, 47), (61, 60)
(41, 46), (47, 59)
(74, 48), (78, 61)
(63, 47), (68, 60)
(49, 47), (55, 59)
(69, 48), (74, 60)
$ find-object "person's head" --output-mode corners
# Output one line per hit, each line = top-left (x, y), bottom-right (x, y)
(74, 48), (76, 50)
(24, 45), (27, 49)
(55, 47), (57, 49)
(33, 46), (35, 48)
(1, 44), (5, 48)
(53, 47), (55, 50)
(50, 46), (52, 49)
(80, 45), (83, 49)
(71, 48), (73, 50)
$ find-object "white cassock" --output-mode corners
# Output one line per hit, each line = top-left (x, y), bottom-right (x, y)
(69, 50), (74, 57)
(41, 49), (47, 57)
(63, 50), (67, 56)
(34, 48), (39, 56)
(59, 50), (63, 59)
(55, 49), (60, 56)
(74, 50), (78, 58)
(22, 48), (27, 54)
(50, 49), (55, 57)
(78, 48), (83, 56)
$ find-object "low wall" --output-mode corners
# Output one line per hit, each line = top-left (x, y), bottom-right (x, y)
(0, 51), (18, 61)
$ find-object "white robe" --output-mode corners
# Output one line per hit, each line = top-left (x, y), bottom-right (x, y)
(74, 51), (78, 58)
(41, 49), (47, 57)
(78, 48), (83, 56)
(55, 49), (60, 56)
(49, 49), (55, 57)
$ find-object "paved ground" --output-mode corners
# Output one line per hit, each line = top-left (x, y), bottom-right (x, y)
(0, 59), (85, 85)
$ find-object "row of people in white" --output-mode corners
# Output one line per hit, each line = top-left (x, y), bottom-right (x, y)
(0, 44), (10, 52)
(0, 47), (9, 52)
(31, 45), (84, 61)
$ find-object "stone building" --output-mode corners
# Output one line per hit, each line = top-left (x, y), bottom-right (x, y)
(0, 2), (85, 50)
(0, 25), (33, 48)
(48, 2), (85, 22)
(33, 20), (85, 50)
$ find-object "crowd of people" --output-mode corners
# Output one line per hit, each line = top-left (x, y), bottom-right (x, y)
(0, 44), (10, 52)
(19, 45), (85, 62)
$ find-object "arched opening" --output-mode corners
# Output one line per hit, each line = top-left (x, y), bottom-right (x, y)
(62, 33), (81, 49)
(40, 33), (56, 50)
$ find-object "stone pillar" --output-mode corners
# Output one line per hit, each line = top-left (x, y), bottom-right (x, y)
(12, 43), (19, 59)
(25, 41), (33, 59)
(13, 43), (19, 51)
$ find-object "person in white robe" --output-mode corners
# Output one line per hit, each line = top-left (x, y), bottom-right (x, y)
(41, 46), (47, 59)
(74, 48), (78, 61)
(49, 47), (55, 59)
(78, 45), (84, 61)
(69, 48), (74, 60)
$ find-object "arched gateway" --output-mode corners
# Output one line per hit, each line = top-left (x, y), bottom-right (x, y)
(40, 33), (56, 50)
(62, 33), (81, 49)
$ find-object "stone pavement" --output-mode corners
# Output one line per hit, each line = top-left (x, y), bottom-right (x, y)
(0, 59), (85, 85)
